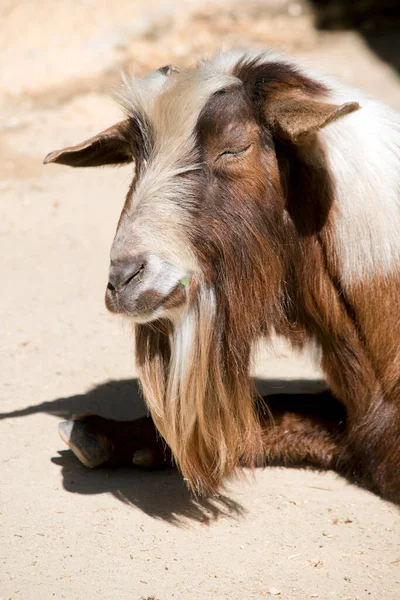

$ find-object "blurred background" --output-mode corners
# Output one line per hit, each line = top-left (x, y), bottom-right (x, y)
(1, 0), (399, 121)
(1, 0), (399, 179)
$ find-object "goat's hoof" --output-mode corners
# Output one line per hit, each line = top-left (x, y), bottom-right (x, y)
(58, 420), (110, 468)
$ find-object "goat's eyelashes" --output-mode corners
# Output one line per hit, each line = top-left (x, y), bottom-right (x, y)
(216, 144), (252, 162)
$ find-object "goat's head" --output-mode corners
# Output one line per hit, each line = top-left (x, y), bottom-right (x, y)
(45, 51), (359, 492)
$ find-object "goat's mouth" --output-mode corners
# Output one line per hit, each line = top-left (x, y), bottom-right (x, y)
(105, 278), (188, 322)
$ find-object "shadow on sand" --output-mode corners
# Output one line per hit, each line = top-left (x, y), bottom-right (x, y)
(1, 377), (330, 525)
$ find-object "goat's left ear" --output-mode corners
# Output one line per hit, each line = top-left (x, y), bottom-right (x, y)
(264, 92), (360, 144)
(43, 120), (133, 167)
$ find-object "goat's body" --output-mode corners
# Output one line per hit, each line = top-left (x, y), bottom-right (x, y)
(48, 50), (400, 502)
(281, 75), (400, 498)
(271, 71), (400, 497)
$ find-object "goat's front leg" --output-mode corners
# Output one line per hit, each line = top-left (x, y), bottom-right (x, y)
(58, 414), (172, 470)
(59, 392), (348, 480)
(321, 339), (400, 503)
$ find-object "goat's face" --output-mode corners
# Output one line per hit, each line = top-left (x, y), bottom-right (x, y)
(106, 83), (273, 323)
(45, 53), (359, 325)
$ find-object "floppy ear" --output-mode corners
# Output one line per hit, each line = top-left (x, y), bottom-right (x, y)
(264, 91), (360, 144)
(43, 120), (134, 167)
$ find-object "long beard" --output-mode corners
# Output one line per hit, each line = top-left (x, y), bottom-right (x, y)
(134, 284), (265, 494)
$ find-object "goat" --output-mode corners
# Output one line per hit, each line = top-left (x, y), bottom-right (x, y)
(45, 50), (400, 501)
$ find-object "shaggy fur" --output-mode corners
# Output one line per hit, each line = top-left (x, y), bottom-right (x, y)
(45, 50), (400, 501)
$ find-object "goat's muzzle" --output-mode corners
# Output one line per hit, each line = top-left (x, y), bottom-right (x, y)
(105, 253), (188, 322)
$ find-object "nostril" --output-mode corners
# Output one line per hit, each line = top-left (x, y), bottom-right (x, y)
(107, 259), (146, 293)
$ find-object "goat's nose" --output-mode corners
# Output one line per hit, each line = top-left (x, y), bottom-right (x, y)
(107, 258), (146, 293)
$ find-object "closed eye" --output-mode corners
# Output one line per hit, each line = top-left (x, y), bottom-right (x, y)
(216, 144), (252, 161)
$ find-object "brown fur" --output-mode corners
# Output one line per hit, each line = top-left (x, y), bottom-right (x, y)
(45, 55), (400, 501)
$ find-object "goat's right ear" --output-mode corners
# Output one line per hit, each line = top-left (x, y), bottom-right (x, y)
(43, 120), (134, 167)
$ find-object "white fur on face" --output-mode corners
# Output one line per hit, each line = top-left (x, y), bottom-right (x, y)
(109, 62), (242, 320)
(129, 255), (189, 324)
(112, 62), (242, 293)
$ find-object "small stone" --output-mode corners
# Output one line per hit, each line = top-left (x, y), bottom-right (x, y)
(268, 587), (281, 596)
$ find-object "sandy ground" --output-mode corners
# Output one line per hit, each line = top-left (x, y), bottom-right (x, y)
(1, 1), (399, 599)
